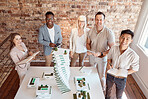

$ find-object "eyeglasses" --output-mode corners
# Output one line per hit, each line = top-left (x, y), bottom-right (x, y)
(46, 18), (54, 21)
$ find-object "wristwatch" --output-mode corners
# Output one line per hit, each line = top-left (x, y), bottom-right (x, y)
(101, 52), (103, 56)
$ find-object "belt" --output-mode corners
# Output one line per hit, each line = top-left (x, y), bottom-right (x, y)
(115, 76), (126, 79)
(108, 74), (126, 79)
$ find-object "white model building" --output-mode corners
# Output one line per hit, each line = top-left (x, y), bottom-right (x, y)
(74, 76), (90, 91)
(36, 84), (52, 99)
(27, 77), (39, 88)
(52, 48), (71, 93)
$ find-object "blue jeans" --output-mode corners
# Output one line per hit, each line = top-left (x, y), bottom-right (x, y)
(105, 74), (127, 99)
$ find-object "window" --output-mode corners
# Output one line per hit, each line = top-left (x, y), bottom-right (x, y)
(144, 37), (148, 48)
(137, 15), (148, 56)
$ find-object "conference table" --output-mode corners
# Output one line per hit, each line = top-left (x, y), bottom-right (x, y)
(14, 67), (105, 99)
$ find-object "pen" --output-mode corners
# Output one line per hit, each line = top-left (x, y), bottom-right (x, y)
(79, 65), (84, 71)
(49, 86), (52, 94)
(74, 77), (75, 84)
(88, 83), (90, 90)
(42, 72), (44, 78)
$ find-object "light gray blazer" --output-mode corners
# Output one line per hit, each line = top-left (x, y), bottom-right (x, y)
(38, 24), (62, 56)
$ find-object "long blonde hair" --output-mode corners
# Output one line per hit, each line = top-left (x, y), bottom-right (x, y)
(77, 15), (87, 29)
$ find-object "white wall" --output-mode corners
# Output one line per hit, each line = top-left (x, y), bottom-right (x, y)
(131, 0), (148, 98)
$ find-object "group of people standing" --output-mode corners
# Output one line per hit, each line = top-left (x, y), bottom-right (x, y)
(9, 11), (139, 99)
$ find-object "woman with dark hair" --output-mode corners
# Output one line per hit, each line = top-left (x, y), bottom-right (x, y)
(10, 33), (33, 85)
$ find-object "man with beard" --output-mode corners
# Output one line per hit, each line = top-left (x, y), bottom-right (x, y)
(86, 11), (115, 91)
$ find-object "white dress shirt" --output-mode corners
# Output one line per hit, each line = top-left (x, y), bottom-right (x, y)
(108, 45), (139, 71)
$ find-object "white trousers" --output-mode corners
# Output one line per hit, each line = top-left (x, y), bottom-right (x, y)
(16, 63), (30, 85)
(89, 55), (107, 91)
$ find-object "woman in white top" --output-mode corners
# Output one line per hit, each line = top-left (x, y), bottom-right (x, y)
(70, 15), (90, 67)
(10, 33), (33, 85)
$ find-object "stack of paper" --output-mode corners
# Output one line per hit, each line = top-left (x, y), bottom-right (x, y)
(52, 48), (71, 94)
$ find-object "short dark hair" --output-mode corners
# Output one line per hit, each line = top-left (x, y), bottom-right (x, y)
(95, 11), (105, 19)
(45, 11), (54, 17)
(121, 29), (134, 39)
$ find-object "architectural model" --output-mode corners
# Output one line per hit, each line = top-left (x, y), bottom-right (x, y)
(74, 91), (90, 99)
(42, 72), (53, 79)
(74, 76), (90, 91)
(27, 77), (39, 88)
(36, 84), (52, 99)
(73, 76), (91, 99)
(52, 48), (71, 94)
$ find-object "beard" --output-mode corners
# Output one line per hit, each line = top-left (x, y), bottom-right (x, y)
(96, 24), (103, 31)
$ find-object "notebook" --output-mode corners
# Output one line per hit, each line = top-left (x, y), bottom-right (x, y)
(107, 68), (128, 78)
(17, 51), (40, 65)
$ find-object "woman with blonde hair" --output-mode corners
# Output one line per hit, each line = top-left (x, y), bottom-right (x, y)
(70, 15), (90, 67)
